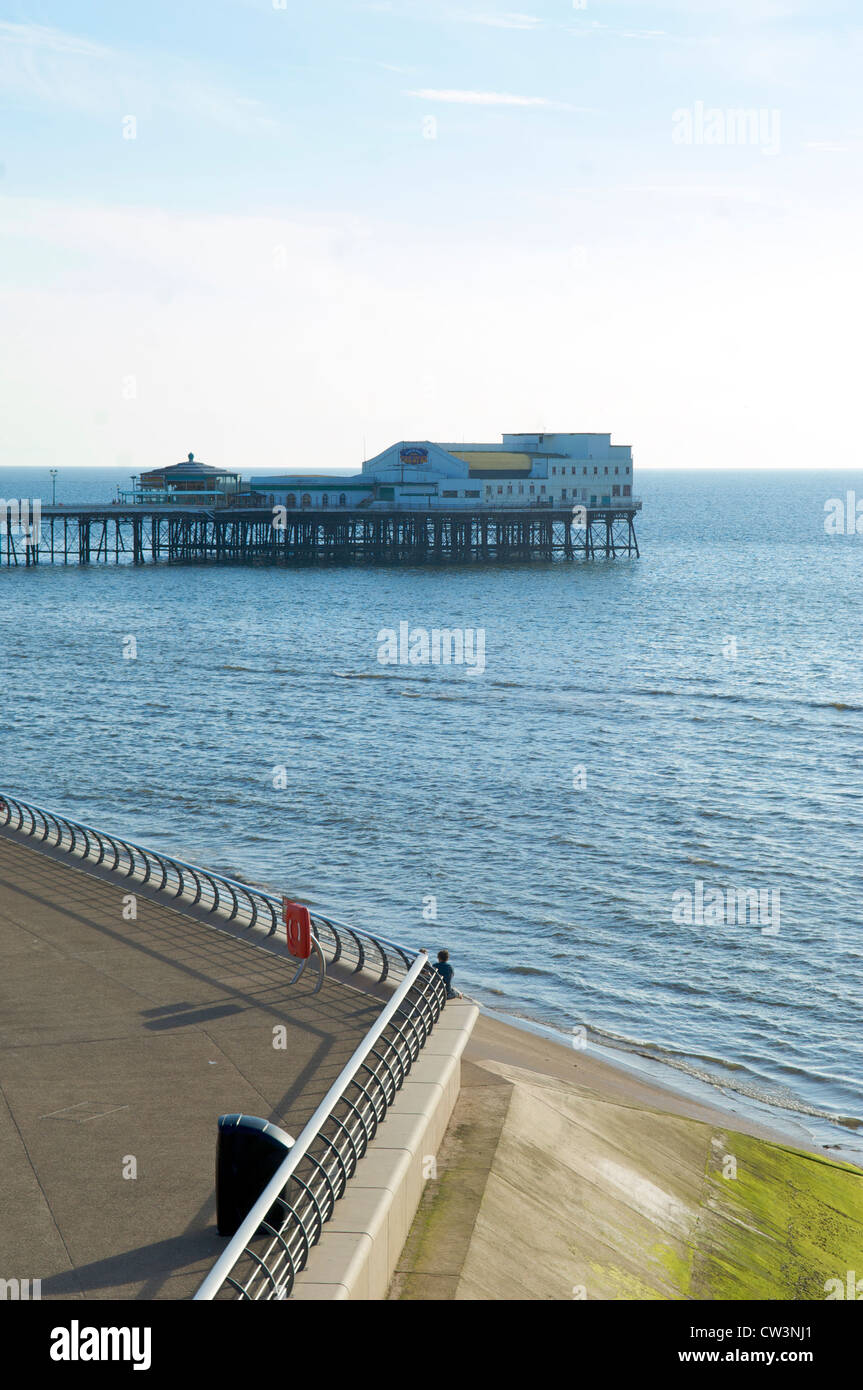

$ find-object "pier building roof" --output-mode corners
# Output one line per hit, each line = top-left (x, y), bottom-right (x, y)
(141, 453), (239, 485)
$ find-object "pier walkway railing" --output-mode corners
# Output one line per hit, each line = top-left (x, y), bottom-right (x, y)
(0, 791), (416, 984)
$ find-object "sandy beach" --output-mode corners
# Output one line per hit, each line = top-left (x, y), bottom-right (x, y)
(465, 1010), (836, 1155)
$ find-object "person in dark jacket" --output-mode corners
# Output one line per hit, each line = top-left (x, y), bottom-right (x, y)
(433, 948), (462, 999)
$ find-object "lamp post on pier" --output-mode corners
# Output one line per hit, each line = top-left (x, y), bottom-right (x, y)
(49, 469), (58, 506)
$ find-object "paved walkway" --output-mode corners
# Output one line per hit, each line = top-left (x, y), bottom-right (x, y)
(0, 830), (382, 1299)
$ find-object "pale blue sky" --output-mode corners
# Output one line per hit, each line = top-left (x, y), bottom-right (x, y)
(1, 1), (861, 471)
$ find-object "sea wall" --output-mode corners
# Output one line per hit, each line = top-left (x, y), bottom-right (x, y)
(392, 1057), (863, 1301)
(290, 1002), (479, 1300)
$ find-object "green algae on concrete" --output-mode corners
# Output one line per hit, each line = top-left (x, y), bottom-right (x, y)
(388, 1062), (514, 1300)
(688, 1131), (863, 1300)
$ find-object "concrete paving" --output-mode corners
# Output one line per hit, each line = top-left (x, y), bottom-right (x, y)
(0, 830), (383, 1300)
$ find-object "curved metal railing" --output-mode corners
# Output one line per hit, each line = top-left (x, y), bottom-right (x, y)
(195, 951), (447, 1300)
(0, 789), (451, 1300)
(0, 791), (414, 984)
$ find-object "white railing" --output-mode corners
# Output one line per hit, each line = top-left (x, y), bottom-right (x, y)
(194, 951), (446, 1300)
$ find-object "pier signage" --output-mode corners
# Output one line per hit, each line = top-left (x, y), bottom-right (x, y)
(399, 447), (428, 466)
(283, 899), (312, 959)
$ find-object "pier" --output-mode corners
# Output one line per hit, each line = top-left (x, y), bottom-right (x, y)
(1, 503), (639, 567)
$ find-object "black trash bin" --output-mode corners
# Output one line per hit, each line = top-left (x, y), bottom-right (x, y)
(216, 1113), (295, 1238)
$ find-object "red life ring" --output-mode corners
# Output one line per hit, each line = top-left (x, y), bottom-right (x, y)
(283, 898), (312, 960)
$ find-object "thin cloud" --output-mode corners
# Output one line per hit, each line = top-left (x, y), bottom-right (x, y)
(405, 88), (575, 109)
(0, 21), (111, 59)
(452, 11), (542, 28)
(0, 19), (278, 134)
(804, 140), (858, 153)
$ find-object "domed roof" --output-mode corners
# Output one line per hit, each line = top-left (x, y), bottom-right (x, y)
(162, 452), (229, 478)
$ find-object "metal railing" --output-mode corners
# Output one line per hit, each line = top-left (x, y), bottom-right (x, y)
(0, 790), (450, 1299)
(195, 951), (446, 1300)
(0, 792), (414, 984)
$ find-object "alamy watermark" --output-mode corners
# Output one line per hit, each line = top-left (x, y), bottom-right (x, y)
(672, 102), (781, 156)
(824, 1270), (863, 1300)
(377, 622), (486, 676)
(824, 492), (863, 535)
(672, 879), (781, 935)
(50, 1322), (151, 1370)
(0, 1277), (41, 1300)
(0, 498), (41, 542)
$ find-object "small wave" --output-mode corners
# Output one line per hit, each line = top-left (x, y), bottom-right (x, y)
(584, 1026), (862, 1127)
(406, 691), (464, 701)
(633, 685), (863, 717)
(332, 671), (391, 681)
(808, 701), (863, 713)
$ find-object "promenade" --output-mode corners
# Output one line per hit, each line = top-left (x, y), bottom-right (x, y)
(0, 828), (383, 1299)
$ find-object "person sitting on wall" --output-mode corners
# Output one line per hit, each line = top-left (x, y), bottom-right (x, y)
(432, 948), (462, 1000)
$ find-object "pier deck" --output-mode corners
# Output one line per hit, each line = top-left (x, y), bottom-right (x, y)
(1, 504), (640, 566)
(0, 829), (382, 1299)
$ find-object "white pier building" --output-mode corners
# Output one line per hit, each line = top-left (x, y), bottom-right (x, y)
(249, 433), (636, 511)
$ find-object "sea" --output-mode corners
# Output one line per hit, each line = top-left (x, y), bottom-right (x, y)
(1, 466), (861, 1160)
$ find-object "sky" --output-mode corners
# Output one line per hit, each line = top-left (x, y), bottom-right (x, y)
(0, 0), (861, 473)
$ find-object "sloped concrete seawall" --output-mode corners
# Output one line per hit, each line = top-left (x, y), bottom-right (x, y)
(391, 1043), (863, 1302)
(291, 1002), (479, 1300)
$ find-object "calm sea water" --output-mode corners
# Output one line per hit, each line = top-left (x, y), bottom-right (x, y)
(2, 467), (861, 1156)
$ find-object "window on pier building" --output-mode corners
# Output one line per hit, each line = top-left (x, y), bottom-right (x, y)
(286, 493), (296, 508)
(552, 467), (556, 475)
(322, 494), (329, 506)
(540, 485), (546, 494)
(623, 484), (631, 496)
(498, 486), (503, 494)
(604, 467), (608, 475)
(615, 467), (619, 474)
(485, 485), (492, 496)
(339, 493), (347, 506)
(613, 485), (620, 497)
(562, 488), (567, 499)
(507, 485), (512, 494)
(518, 483), (524, 494)
(593, 467), (598, 475)
(529, 484), (535, 494)
(302, 494), (311, 507)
